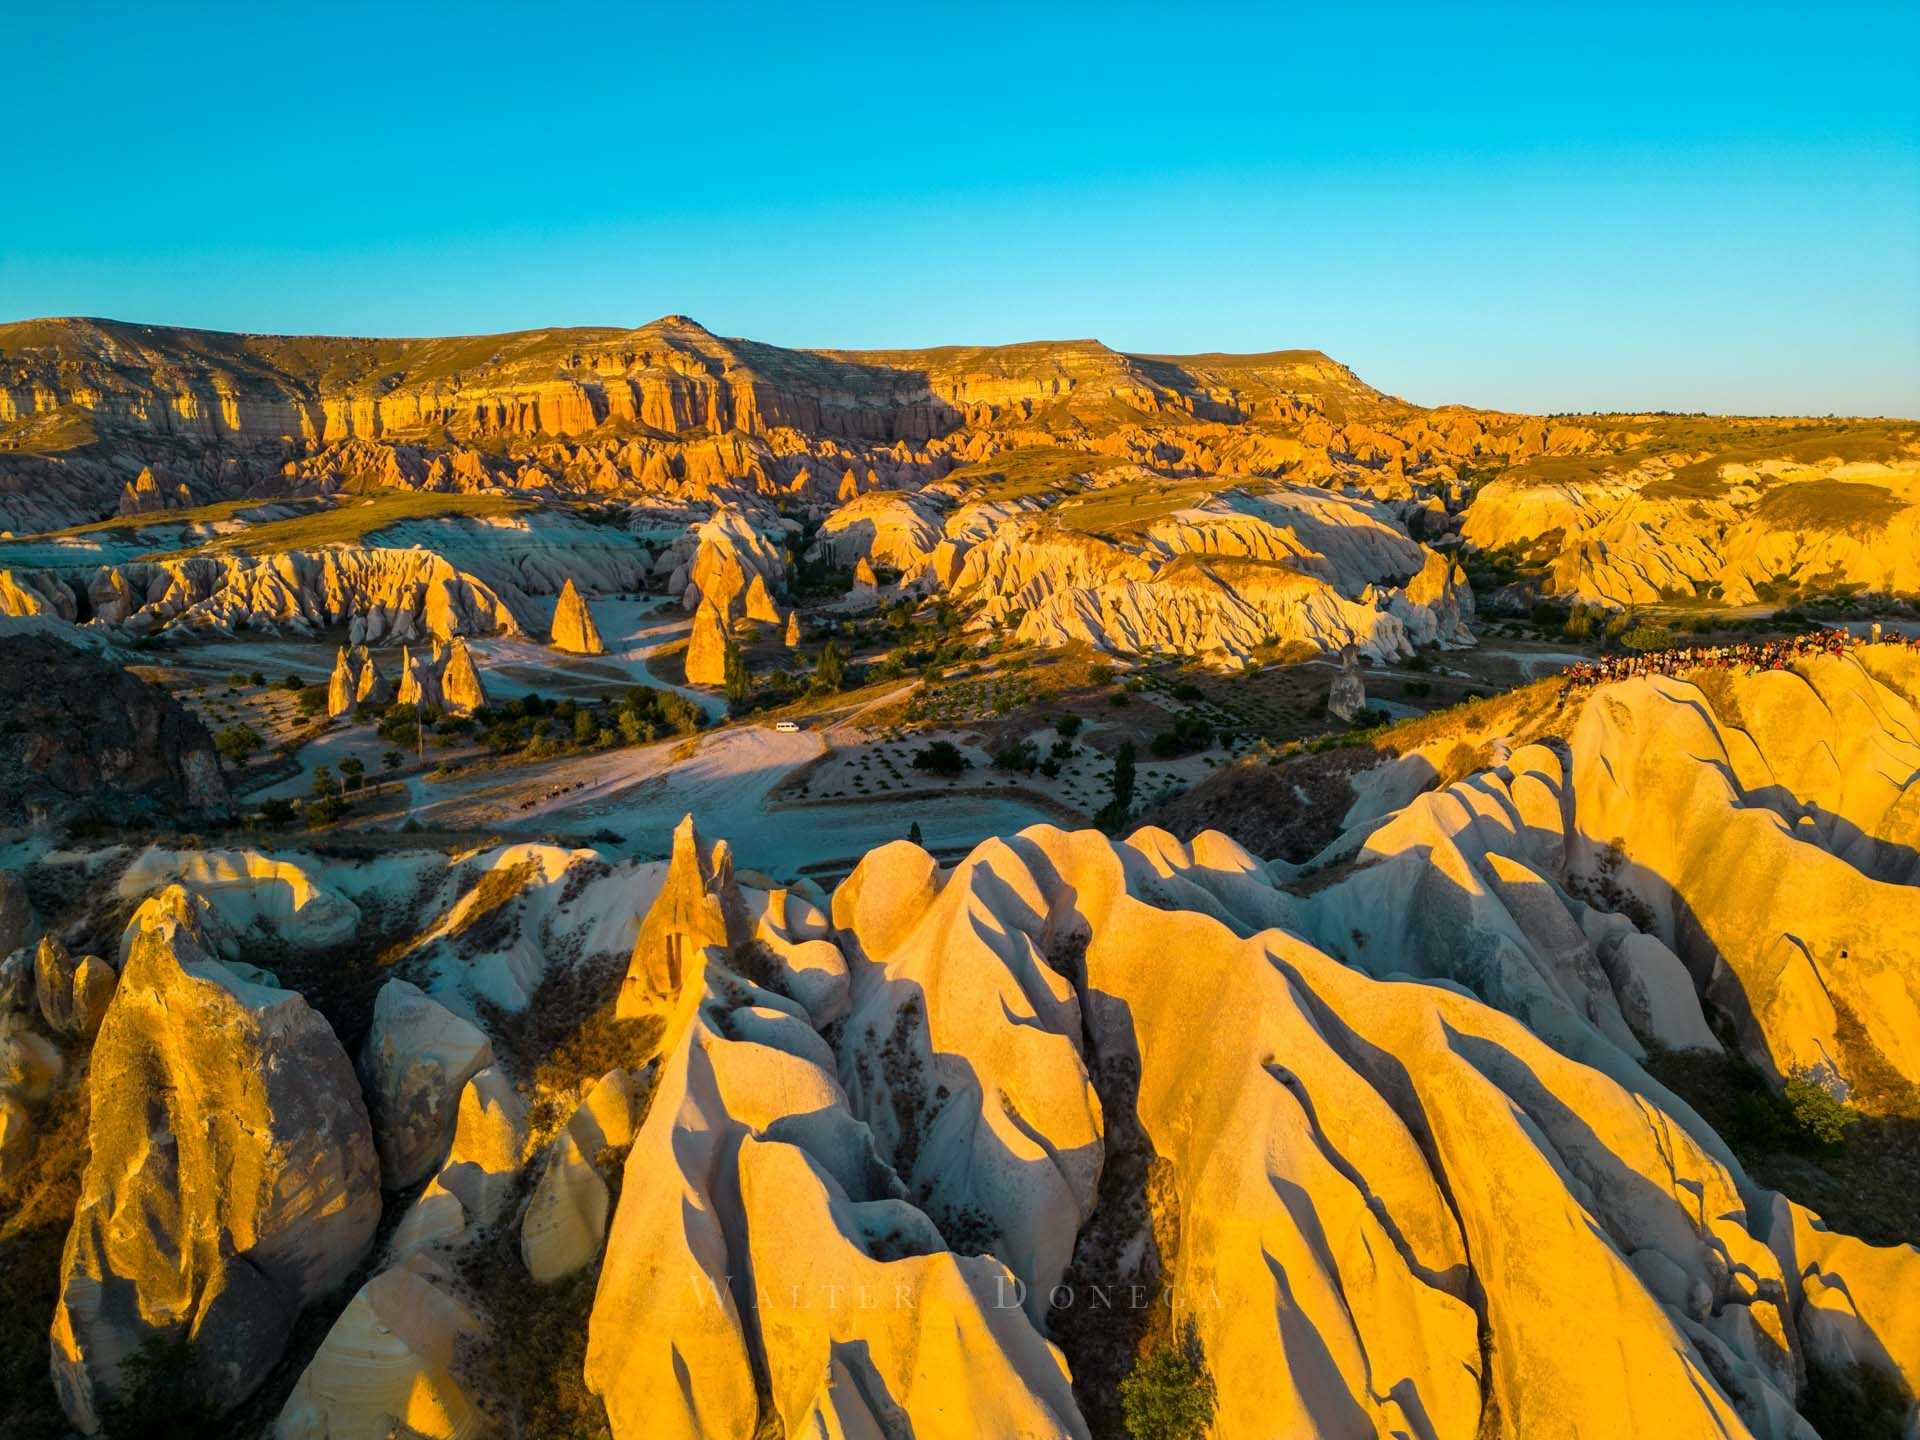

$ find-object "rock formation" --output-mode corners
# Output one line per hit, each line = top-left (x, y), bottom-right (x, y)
(0, 633), (231, 826)
(274, 1252), (487, 1440)
(52, 889), (379, 1431)
(617, 813), (749, 1018)
(388, 1065), (528, 1257)
(439, 637), (488, 714)
(683, 600), (730, 687)
(357, 979), (494, 1189)
(1326, 642), (1366, 720)
(783, 608), (801, 647)
(1461, 441), (1920, 610)
(548, 576), (604, 654)
(741, 570), (780, 624)
(520, 1068), (645, 1283)
(326, 645), (357, 717)
(352, 646), (392, 707)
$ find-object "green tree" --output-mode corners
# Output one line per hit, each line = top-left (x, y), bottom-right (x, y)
(724, 637), (751, 705)
(912, 740), (969, 777)
(1097, 741), (1137, 831)
(815, 639), (846, 693)
(1785, 1070), (1858, 1147)
(214, 724), (263, 766)
(339, 756), (366, 792)
(311, 765), (339, 800)
(381, 749), (404, 771)
(1119, 1323), (1217, 1440)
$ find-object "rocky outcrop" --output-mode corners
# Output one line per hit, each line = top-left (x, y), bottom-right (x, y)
(357, 979), (494, 1189)
(326, 645), (356, 717)
(519, 1068), (645, 1283)
(274, 1252), (487, 1440)
(439, 637), (487, 714)
(684, 508), (787, 616)
(617, 813), (749, 1019)
(0, 633), (231, 826)
(1326, 643), (1366, 720)
(52, 889), (379, 1431)
(33, 937), (115, 1039)
(831, 838), (1104, 1319)
(741, 570), (779, 624)
(585, 923), (1086, 1440)
(951, 488), (1472, 666)
(548, 576), (604, 654)
(10, 548), (528, 644)
(393, 639), (487, 715)
(683, 600), (730, 687)
(783, 608), (801, 647)
(1460, 447), (1920, 610)
(388, 1065), (528, 1257)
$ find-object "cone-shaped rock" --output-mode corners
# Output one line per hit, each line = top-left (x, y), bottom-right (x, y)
(742, 572), (780, 625)
(784, 609), (802, 648)
(549, 578), (605, 655)
(684, 601), (729, 686)
(618, 814), (749, 1019)
(1327, 642), (1366, 721)
(854, 555), (879, 588)
(395, 645), (438, 711)
(440, 638), (487, 715)
(326, 645), (357, 718)
(352, 647), (393, 708)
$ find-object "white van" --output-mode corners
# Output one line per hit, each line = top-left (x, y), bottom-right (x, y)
(774, 719), (801, 733)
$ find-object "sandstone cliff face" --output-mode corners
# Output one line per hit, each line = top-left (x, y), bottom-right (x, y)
(0, 312), (1601, 536)
(53, 890), (379, 1432)
(0, 633), (231, 826)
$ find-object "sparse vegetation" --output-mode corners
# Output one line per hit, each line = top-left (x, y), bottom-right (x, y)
(1119, 1322), (1217, 1440)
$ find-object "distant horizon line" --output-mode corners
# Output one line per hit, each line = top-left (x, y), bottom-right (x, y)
(5, 311), (1913, 423)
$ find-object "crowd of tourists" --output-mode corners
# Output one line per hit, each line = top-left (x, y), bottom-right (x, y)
(1564, 624), (1910, 688)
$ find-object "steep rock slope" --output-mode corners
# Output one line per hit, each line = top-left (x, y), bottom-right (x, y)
(0, 632), (230, 825)
(51, 890), (380, 1432)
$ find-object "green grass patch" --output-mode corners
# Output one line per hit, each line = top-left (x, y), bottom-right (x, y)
(1753, 479), (1903, 535)
(1052, 478), (1236, 536)
(151, 490), (533, 558)
(948, 446), (1128, 501)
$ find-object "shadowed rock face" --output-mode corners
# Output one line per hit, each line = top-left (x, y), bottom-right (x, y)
(51, 890), (379, 1433)
(0, 633), (231, 827)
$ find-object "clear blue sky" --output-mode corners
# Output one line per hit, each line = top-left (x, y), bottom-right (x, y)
(4, 1), (1916, 415)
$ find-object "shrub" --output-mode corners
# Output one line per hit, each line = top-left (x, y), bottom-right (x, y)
(214, 724), (263, 765)
(1119, 1323), (1217, 1440)
(1055, 714), (1084, 738)
(1785, 1069), (1859, 1147)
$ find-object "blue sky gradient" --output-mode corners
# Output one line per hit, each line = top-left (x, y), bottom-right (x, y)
(3, 1), (1916, 414)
